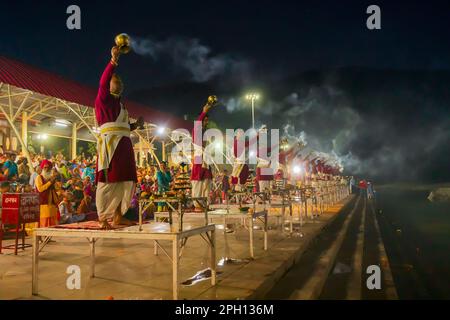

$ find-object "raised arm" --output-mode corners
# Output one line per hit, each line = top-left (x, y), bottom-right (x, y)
(97, 61), (116, 100)
(192, 103), (211, 146)
(97, 47), (121, 101)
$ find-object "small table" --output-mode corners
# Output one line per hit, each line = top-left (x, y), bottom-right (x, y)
(268, 189), (294, 234)
(139, 196), (209, 231)
(31, 222), (216, 300)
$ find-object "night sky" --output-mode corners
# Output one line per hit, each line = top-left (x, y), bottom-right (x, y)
(1, 0), (450, 182)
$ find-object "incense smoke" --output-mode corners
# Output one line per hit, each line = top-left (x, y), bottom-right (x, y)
(131, 36), (249, 83)
(222, 80), (450, 183)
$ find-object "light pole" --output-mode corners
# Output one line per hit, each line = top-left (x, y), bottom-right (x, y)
(245, 93), (260, 129)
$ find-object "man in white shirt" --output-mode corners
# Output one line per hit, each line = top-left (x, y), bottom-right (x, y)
(29, 165), (41, 190)
(59, 195), (85, 224)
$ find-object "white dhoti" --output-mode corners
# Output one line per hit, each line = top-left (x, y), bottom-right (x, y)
(191, 180), (202, 198)
(96, 181), (135, 221)
(192, 180), (210, 208)
(202, 179), (211, 198)
(258, 180), (271, 193)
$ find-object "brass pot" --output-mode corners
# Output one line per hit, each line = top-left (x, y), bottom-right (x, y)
(115, 33), (131, 54)
(207, 95), (218, 106)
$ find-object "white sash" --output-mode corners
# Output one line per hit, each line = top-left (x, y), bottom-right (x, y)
(97, 108), (130, 172)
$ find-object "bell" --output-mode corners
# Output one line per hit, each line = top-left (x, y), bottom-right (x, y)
(207, 95), (218, 106)
(115, 33), (131, 54)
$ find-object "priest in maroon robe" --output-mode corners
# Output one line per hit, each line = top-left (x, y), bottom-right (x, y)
(94, 46), (144, 229)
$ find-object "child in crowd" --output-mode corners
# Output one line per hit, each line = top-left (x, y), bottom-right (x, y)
(77, 192), (92, 215)
(221, 169), (230, 204)
(59, 194), (85, 224)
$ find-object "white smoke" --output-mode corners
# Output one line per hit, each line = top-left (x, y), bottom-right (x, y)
(221, 85), (362, 175)
(131, 36), (248, 83)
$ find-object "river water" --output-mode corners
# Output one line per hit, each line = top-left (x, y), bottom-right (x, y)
(376, 185), (450, 299)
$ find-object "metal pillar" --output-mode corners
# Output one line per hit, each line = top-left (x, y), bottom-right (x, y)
(21, 111), (28, 148)
(71, 124), (77, 160)
(0, 105), (33, 172)
(162, 140), (166, 162)
(139, 136), (144, 167)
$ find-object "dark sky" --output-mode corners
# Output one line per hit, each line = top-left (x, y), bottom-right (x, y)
(1, 0), (450, 182)
(3, 0), (450, 84)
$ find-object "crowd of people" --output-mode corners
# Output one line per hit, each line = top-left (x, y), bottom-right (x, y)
(0, 150), (184, 229)
(0, 151), (98, 227)
(349, 176), (376, 199)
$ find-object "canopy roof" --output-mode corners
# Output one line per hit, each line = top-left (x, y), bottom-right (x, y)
(0, 55), (190, 130)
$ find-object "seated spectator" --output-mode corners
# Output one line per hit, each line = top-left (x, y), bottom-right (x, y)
(82, 163), (95, 181)
(18, 158), (31, 184)
(0, 180), (11, 198)
(72, 181), (84, 207)
(58, 162), (71, 181)
(77, 192), (92, 214)
(83, 176), (95, 198)
(59, 195), (85, 224)
(2, 153), (18, 181)
(29, 165), (41, 190)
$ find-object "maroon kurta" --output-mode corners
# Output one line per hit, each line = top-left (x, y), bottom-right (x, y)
(94, 61), (137, 184)
(256, 144), (273, 181)
(275, 146), (296, 180)
(190, 111), (212, 181)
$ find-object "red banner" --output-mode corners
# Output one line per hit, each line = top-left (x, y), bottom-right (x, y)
(1, 193), (40, 225)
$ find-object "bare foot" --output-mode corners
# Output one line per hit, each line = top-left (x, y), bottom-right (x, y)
(99, 220), (113, 230)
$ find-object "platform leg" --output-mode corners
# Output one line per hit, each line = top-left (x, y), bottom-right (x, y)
(249, 217), (254, 259)
(264, 213), (268, 250)
(21, 223), (26, 250)
(89, 238), (95, 278)
(210, 229), (216, 285)
(300, 201), (303, 227)
(14, 224), (20, 255)
(154, 240), (158, 255)
(172, 238), (179, 300)
(139, 205), (143, 231)
(32, 233), (39, 295)
(290, 203), (294, 233)
(0, 223), (3, 254)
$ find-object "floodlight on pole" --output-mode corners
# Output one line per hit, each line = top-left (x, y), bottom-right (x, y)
(245, 93), (260, 129)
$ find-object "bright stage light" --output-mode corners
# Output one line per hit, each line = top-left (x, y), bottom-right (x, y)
(245, 93), (260, 100)
(157, 126), (166, 135)
(293, 165), (302, 174)
(37, 134), (48, 140)
(55, 119), (70, 127)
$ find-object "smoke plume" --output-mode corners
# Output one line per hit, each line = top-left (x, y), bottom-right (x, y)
(131, 36), (249, 83)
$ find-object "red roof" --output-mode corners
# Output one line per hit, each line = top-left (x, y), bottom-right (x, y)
(0, 56), (190, 130)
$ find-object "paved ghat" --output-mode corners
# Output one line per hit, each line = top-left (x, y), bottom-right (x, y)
(266, 194), (397, 300)
(0, 195), (377, 300)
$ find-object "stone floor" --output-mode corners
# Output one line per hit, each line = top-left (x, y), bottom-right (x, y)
(0, 198), (351, 300)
